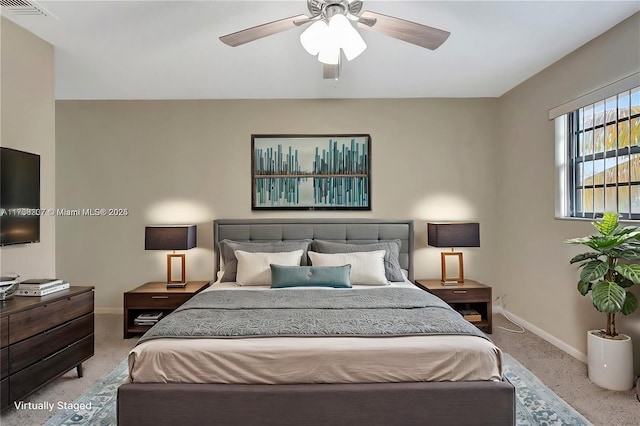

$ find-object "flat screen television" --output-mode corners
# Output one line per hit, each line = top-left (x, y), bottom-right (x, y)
(0, 147), (41, 246)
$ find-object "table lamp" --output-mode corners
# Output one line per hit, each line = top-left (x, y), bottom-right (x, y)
(427, 222), (480, 285)
(145, 225), (197, 288)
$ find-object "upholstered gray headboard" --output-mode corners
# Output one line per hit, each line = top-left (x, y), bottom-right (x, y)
(213, 219), (414, 281)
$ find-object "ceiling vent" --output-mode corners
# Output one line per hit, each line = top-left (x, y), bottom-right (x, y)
(0, 0), (55, 17)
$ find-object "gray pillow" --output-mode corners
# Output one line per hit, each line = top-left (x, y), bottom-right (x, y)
(218, 239), (312, 282)
(310, 239), (404, 282)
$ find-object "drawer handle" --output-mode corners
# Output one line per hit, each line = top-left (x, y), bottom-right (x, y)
(44, 322), (69, 334)
(41, 344), (73, 362)
(453, 290), (467, 294)
(151, 296), (169, 299)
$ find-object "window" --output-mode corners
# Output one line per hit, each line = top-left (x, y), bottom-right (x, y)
(564, 86), (640, 219)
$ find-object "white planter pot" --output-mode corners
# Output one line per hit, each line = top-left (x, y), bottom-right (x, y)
(587, 330), (634, 391)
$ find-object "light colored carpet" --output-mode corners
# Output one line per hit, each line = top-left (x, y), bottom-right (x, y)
(490, 314), (639, 426)
(1, 313), (638, 425)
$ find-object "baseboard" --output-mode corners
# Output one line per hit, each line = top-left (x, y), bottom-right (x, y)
(493, 305), (588, 364)
(95, 307), (122, 315)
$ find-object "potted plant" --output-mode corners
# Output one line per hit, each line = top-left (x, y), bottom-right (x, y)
(565, 212), (638, 391)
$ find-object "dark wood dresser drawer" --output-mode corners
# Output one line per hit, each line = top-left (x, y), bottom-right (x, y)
(0, 286), (94, 412)
(0, 378), (7, 409)
(434, 287), (490, 303)
(0, 347), (7, 379)
(9, 334), (94, 402)
(9, 313), (94, 374)
(125, 293), (191, 309)
(1, 316), (8, 348)
(9, 291), (94, 344)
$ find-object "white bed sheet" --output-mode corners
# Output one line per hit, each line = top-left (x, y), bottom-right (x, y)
(128, 281), (503, 384)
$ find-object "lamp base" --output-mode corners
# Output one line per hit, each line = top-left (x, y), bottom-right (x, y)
(167, 253), (187, 286)
(166, 282), (187, 289)
(441, 280), (459, 286)
(440, 251), (464, 283)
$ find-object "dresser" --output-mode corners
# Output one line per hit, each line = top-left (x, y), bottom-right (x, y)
(0, 286), (94, 411)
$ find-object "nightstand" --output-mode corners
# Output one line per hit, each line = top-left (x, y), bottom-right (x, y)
(414, 279), (492, 333)
(123, 281), (210, 338)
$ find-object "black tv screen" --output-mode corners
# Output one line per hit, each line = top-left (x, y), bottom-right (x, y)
(0, 147), (41, 246)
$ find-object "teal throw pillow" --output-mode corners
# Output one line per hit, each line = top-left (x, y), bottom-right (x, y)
(270, 265), (351, 288)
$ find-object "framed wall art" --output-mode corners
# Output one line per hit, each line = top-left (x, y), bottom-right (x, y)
(251, 134), (371, 210)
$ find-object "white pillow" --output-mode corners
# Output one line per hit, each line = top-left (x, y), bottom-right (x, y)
(235, 250), (304, 286)
(308, 250), (388, 285)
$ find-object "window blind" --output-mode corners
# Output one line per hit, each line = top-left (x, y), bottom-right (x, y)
(549, 72), (640, 120)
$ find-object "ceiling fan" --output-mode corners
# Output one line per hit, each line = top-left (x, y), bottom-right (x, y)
(219, 0), (450, 80)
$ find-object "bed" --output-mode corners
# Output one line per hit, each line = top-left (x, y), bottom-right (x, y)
(118, 219), (515, 426)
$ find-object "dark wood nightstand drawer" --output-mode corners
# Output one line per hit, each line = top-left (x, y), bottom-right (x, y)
(125, 293), (191, 309)
(434, 288), (490, 303)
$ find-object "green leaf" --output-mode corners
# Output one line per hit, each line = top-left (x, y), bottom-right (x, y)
(577, 280), (591, 296)
(613, 226), (640, 237)
(594, 235), (628, 250)
(591, 281), (626, 313)
(614, 264), (640, 284)
(616, 276), (636, 288)
(569, 252), (601, 264)
(621, 291), (638, 315)
(565, 236), (594, 245)
(579, 260), (609, 283)
(608, 247), (640, 260)
(593, 213), (619, 236)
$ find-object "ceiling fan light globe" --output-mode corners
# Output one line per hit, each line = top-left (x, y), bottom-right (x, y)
(328, 14), (366, 61)
(341, 29), (366, 61)
(300, 20), (329, 55)
(328, 14), (350, 33)
(318, 46), (340, 65)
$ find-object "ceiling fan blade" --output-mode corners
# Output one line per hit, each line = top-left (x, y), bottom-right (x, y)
(357, 11), (450, 50)
(220, 14), (310, 47)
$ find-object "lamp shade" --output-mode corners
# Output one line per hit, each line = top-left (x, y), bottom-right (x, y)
(427, 223), (480, 248)
(145, 225), (197, 250)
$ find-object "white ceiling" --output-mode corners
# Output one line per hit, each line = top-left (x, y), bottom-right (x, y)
(4, 1), (639, 100)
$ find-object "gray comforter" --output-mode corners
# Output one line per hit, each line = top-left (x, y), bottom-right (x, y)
(137, 287), (487, 345)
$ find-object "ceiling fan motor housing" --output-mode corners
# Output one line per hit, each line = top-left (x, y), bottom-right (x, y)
(308, 0), (363, 19)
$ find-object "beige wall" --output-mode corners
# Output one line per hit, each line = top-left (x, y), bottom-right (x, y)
(55, 98), (499, 310)
(0, 17), (56, 277)
(53, 11), (640, 371)
(496, 13), (640, 371)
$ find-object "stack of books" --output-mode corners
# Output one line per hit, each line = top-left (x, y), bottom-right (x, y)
(457, 309), (482, 323)
(16, 279), (69, 296)
(134, 311), (164, 326)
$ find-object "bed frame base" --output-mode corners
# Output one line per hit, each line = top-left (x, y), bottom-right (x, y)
(118, 380), (515, 426)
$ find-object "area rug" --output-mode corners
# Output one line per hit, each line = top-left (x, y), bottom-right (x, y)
(45, 353), (593, 426)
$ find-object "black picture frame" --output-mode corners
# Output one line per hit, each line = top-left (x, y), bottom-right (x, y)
(251, 134), (371, 210)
